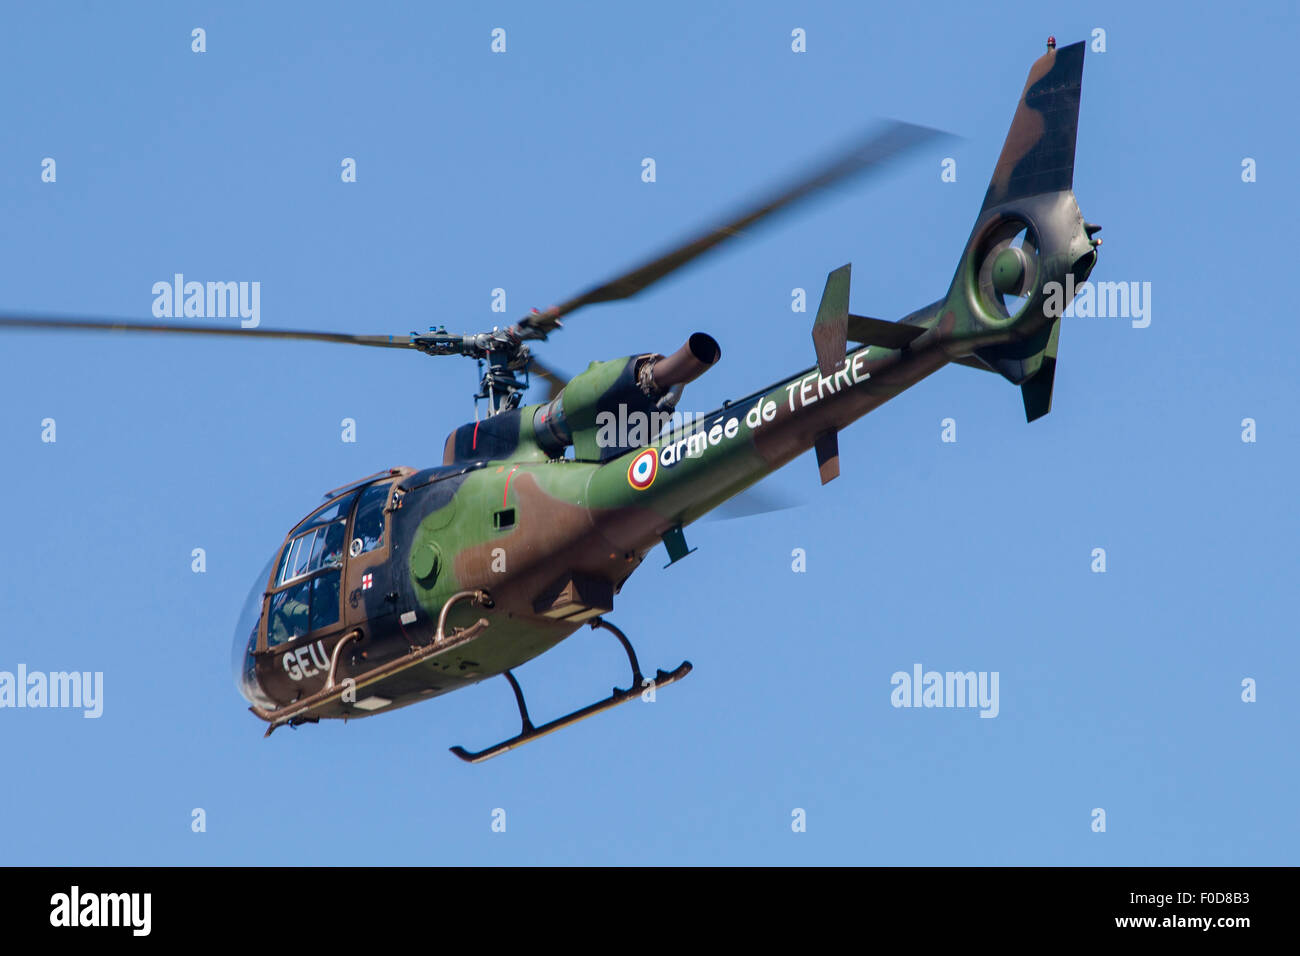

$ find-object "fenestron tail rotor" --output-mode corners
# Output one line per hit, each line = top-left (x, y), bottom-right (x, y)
(929, 38), (1096, 423)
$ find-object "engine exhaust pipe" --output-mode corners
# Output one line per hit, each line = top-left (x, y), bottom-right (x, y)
(648, 332), (721, 391)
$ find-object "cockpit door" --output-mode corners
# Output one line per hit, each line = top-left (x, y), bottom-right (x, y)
(344, 480), (399, 630)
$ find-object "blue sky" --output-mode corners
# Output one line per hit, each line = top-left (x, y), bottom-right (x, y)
(1, 1), (1296, 865)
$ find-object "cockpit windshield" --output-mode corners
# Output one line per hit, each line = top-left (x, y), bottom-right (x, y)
(266, 489), (358, 647)
(231, 478), (401, 706)
(231, 555), (276, 706)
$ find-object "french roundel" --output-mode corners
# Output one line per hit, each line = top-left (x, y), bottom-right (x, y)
(627, 448), (658, 490)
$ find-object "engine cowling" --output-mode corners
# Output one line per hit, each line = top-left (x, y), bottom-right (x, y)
(533, 333), (720, 461)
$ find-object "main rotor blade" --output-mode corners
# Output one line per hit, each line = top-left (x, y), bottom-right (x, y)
(708, 485), (801, 521)
(518, 120), (951, 337)
(526, 356), (568, 402)
(0, 314), (419, 349)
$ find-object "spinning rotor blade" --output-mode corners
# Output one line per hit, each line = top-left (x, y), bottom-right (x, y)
(526, 356), (568, 402)
(517, 119), (951, 338)
(0, 314), (419, 350)
(708, 485), (801, 522)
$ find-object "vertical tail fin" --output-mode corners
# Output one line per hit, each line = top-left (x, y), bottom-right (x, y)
(944, 38), (1095, 422)
(981, 39), (1086, 212)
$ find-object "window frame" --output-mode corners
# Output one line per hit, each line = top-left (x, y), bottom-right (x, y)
(349, 479), (394, 558)
(262, 491), (362, 651)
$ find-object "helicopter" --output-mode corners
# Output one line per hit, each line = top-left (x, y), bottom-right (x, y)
(1, 38), (1097, 762)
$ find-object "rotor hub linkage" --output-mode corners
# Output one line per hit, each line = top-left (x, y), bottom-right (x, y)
(411, 326), (535, 414)
(410, 327), (529, 365)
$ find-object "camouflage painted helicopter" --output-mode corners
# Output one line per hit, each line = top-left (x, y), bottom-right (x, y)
(2, 39), (1097, 761)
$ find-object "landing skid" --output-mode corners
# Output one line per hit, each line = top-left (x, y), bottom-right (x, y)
(449, 618), (691, 764)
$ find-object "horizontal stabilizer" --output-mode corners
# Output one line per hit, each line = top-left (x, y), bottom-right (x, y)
(814, 430), (840, 484)
(846, 314), (926, 350)
(812, 265), (851, 377)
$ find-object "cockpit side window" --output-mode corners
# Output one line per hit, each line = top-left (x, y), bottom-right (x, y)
(320, 521), (345, 566)
(285, 531), (315, 581)
(292, 490), (359, 536)
(266, 489), (359, 648)
(310, 571), (342, 632)
(267, 580), (310, 647)
(277, 520), (347, 587)
(350, 481), (391, 556)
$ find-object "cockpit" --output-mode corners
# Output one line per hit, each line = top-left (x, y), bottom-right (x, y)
(232, 468), (413, 707)
(266, 491), (353, 646)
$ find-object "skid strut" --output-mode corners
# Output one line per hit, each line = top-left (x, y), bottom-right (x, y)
(449, 617), (691, 763)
